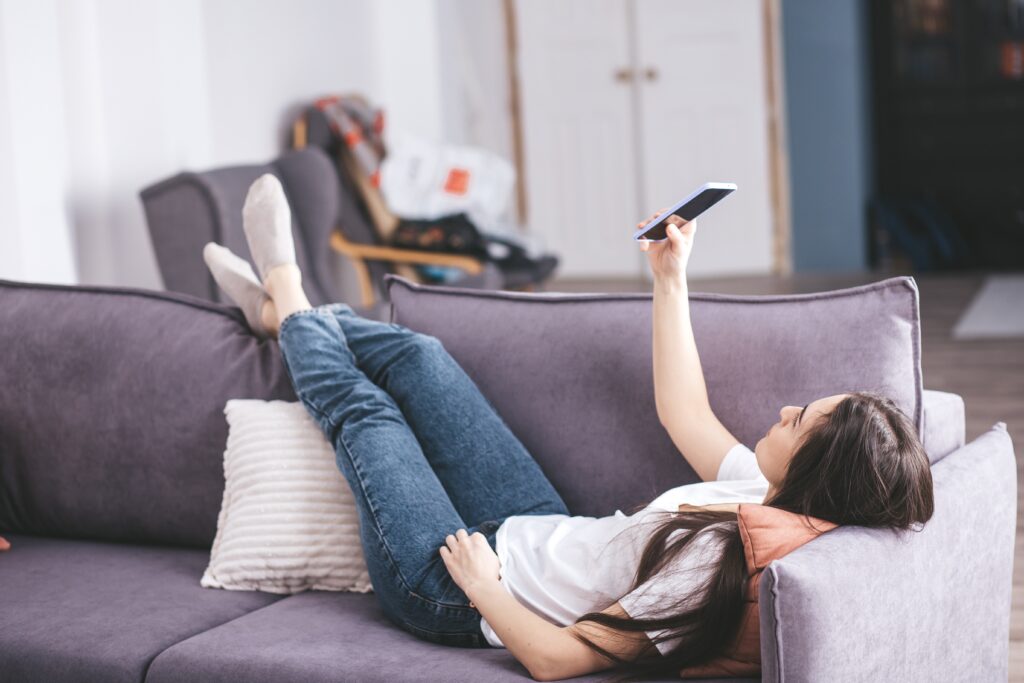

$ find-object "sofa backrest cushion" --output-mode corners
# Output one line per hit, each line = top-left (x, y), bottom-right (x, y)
(386, 275), (924, 518)
(0, 280), (295, 548)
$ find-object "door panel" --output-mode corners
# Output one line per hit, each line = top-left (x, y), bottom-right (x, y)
(515, 0), (642, 277)
(515, 0), (774, 279)
(634, 0), (774, 278)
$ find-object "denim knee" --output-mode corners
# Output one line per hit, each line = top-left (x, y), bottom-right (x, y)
(396, 331), (446, 360)
(324, 302), (357, 317)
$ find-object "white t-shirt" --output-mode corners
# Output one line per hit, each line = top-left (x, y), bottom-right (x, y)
(480, 442), (769, 654)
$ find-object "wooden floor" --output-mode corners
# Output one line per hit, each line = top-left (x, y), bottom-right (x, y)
(550, 268), (1023, 679)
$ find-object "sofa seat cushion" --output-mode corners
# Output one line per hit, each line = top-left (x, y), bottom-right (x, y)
(0, 534), (283, 683)
(144, 590), (755, 683)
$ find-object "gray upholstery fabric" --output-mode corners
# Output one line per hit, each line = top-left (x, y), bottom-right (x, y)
(921, 389), (965, 461)
(0, 534), (282, 683)
(387, 274), (926, 518)
(760, 423), (1015, 682)
(0, 279), (296, 548)
(0, 275), (1013, 682)
(144, 591), (749, 683)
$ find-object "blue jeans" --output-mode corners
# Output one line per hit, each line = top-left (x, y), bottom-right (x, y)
(277, 303), (569, 647)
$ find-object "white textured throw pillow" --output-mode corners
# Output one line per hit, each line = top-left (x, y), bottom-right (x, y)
(201, 399), (373, 594)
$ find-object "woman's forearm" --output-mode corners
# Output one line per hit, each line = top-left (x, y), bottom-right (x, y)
(652, 277), (712, 421)
(466, 580), (591, 680)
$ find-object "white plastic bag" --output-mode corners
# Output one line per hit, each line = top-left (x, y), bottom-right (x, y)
(380, 132), (516, 233)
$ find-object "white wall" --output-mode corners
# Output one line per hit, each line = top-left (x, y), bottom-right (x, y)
(0, 0), (79, 285)
(0, 0), (515, 289)
(0, 0), (788, 289)
(437, 0), (515, 161)
(61, 0), (216, 288)
(203, 0), (377, 166)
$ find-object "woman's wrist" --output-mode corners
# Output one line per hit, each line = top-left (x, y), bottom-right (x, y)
(464, 577), (504, 605)
(654, 274), (688, 296)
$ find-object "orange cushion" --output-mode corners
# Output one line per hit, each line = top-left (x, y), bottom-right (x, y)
(678, 503), (838, 679)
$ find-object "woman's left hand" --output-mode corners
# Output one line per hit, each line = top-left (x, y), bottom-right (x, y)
(439, 528), (500, 600)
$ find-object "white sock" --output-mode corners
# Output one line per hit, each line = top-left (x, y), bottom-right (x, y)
(202, 243), (272, 337)
(242, 173), (296, 284)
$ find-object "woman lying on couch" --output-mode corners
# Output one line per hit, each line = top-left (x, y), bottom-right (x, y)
(200, 175), (934, 682)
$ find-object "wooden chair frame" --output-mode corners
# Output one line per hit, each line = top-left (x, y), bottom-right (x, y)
(329, 231), (486, 308)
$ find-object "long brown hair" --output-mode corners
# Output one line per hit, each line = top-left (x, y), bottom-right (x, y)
(570, 391), (935, 682)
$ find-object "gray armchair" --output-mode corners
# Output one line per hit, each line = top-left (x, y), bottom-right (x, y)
(140, 147), (505, 322)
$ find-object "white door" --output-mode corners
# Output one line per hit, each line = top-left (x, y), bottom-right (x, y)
(634, 0), (774, 279)
(514, 0), (642, 278)
(515, 0), (774, 279)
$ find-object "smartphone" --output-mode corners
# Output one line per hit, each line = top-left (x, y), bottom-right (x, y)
(632, 182), (737, 242)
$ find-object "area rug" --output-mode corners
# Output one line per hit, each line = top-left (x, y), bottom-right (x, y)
(951, 274), (1024, 340)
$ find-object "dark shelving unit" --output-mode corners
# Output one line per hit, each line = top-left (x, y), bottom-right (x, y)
(869, 0), (1024, 270)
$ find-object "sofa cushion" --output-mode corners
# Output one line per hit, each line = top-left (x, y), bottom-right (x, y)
(0, 280), (296, 547)
(921, 389), (965, 460)
(386, 274), (924, 519)
(144, 590), (754, 683)
(0, 533), (283, 683)
(201, 399), (372, 594)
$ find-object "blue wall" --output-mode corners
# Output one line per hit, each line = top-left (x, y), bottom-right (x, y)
(782, 0), (872, 272)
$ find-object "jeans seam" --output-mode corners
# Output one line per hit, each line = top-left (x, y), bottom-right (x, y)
(336, 430), (478, 615)
(324, 302), (355, 316)
(278, 308), (355, 429)
(278, 307), (319, 336)
(277, 338), (337, 429)
(400, 616), (483, 641)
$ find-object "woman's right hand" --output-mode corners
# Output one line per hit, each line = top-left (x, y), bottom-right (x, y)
(637, 209), (697, 285)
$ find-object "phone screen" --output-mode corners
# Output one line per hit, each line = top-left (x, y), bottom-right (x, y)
(638, 187), (734, 241)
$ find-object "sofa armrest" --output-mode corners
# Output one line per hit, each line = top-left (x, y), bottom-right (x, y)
(759, 423), (1015, 682)
(922, 389), (966, 464)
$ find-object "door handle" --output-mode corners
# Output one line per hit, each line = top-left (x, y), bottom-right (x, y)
(644, 67), (659, 81)
(613, 67), (634, 83)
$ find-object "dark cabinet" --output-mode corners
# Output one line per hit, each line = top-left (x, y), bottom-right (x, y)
(869, 0), (1024, 269)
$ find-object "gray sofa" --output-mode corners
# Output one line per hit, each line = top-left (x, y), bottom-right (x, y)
(0, 273), (1014, 682)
